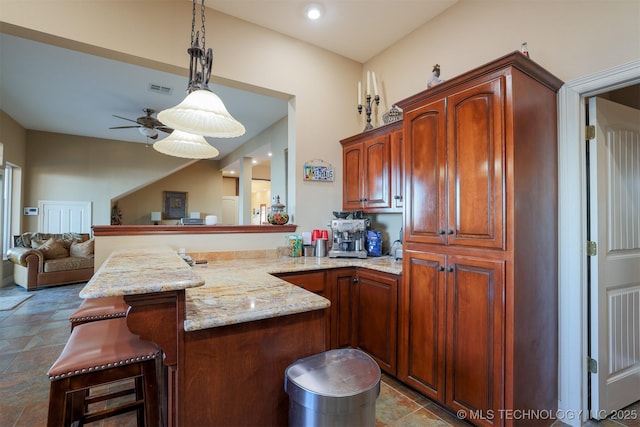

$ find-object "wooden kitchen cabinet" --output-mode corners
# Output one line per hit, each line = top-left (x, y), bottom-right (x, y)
(328, 268), (399, 375)
(274, 270), (331, 349)
(403, 81), (504, 249)
(353, 269), (398, 375)
(398, 52), (563, 426)
(341, 121), (402, 212)
(399, 250), (504, 416)
(328, 268), (356, 349)
(390, 126), (404, 210)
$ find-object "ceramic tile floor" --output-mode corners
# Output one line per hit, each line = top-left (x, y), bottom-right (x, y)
(1, 282), (638, 427)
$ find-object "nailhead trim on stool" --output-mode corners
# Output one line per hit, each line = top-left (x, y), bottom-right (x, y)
(47, 316), (160, 426)
(68, 295), (129, 330)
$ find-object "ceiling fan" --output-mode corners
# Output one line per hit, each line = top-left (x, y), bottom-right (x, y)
(109, 108), (173, 140)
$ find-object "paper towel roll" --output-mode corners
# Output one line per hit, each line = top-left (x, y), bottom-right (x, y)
(205, 215), (218, 225)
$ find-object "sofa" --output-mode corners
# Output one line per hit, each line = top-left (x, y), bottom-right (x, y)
(7, 232), (95, 291)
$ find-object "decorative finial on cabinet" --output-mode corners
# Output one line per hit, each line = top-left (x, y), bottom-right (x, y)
(520, 42), (530, 58)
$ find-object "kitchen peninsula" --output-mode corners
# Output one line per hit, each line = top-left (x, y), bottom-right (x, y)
(80, 246), (402, 426)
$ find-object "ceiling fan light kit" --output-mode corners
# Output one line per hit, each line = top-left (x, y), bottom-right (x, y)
(153, 129), (220, 159)
(138, 126), (159, 139)
(156, 0), (245, 159)
(110, 108), (171, 140)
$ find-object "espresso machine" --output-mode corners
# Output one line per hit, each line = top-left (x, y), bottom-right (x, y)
(328, 218), (368, 259)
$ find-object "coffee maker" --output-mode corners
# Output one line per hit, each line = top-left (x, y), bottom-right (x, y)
(328, 218), (368, 259)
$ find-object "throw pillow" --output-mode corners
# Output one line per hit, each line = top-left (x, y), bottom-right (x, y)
(30, 238), (47, 249)
(70, 238), (94, 258)
(38, 238), (70, 259)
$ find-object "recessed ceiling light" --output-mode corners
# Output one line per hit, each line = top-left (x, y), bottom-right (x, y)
(305, 3), (324, 20)
(268, 152), (272, 157)
(252, 159), (258, 164)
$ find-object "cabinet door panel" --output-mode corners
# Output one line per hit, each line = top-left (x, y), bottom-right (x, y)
(447, 78), (505, 249)
(391, 128), (404, 210)
(276, 270), (331, 349)
(363, 135), (391, 208)
(398, 251), (446, 402)
(404, 99), (447, 245)
(277, 271), (326, 294)
(354, 269), (398, 374)
(331, 269), (356, 349)
(343, 143), (364, 210)
(445, 256), (504, 422)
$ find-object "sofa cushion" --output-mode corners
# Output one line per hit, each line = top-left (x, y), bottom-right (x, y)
(17, 232), (87, 249)
(36, 238), (70, 260)
(70, 238), (94, 258)
(43, 256), (94, 273)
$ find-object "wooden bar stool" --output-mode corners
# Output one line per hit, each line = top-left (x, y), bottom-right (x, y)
(47, 316), (160, 427)
(68, 295), (129, 330)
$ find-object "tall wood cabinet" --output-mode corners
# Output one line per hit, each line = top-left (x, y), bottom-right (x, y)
(341, 121), (403, 212)
(397, 52), (563, 426)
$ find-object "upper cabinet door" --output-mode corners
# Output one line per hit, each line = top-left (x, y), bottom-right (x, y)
(447, 78), (505, 249)
(390, 128), (404, 209)
(363, 134), (392, 209)
(343, 142), (364, 210)
(404, 98), (447, 245)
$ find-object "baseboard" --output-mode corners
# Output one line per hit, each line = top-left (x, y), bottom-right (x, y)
(1, 275), (16, 288)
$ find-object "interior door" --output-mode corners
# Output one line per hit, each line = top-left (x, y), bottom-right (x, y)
(38, 200), (91, 233)
(588, 97), (640, 418)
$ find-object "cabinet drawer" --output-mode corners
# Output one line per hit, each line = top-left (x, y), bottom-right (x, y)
(276, 271), (327, 294)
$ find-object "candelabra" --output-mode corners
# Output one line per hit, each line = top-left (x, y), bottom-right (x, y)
(358, 93), (380, 132)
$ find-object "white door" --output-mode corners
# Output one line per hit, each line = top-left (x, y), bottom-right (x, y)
(221, 196), (239, 225)
(588, 97), (640, 418)
(38, 200), (92, 233)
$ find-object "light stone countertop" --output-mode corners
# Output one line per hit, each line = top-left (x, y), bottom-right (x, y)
(79, 247), (206, 298)
(184, 254), (402, 331)
(80, 247), (403, 332)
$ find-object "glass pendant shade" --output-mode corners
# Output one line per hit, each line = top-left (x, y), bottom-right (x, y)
(158, 89), (246, 138)
(153, 130), (220, 159)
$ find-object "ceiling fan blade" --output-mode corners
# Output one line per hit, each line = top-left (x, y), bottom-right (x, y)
(157, 127), (173, 134)
(109, 125), (141, 129)
(112, 115), (140, 124)
(150, 134), (159, 140)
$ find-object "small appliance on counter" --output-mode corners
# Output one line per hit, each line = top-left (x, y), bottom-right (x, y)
(328, 215), (368, 259)
(180, 217), (204, 225)
(390, 227), (403, 261)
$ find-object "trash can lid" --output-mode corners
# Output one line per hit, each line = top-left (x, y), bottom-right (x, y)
(285, 348), (381, 397)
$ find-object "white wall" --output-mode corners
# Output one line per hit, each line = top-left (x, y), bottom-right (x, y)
(364, 0), (639, 120)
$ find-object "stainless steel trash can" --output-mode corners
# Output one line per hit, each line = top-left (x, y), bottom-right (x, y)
(284, 348), (381, 427)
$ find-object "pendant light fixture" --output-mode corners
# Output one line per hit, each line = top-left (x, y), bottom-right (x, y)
(155, 0), (245, 158)
(153, 130), (220, 159)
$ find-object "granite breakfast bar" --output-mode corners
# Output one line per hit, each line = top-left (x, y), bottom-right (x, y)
(80, 247), (347, 427)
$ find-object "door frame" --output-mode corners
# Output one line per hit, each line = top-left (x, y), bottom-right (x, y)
(558, 59), (640, 426)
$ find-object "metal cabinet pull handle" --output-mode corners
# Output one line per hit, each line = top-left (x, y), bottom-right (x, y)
(438, 230), (446, 235)
(447, 230), (454, 235)
(447, 267), (454, 272)
(438, 266), (445, 271)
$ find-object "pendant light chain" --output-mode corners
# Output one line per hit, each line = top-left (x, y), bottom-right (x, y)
(200, 0), (206, 51)
(156, 0), (245, 149)
(191, 0), (197, 46)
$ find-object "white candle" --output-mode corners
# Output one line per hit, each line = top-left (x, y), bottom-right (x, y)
(367, 71), (371, 95)
(372, 71), (379, 96)
(358, 81), (362, 105)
